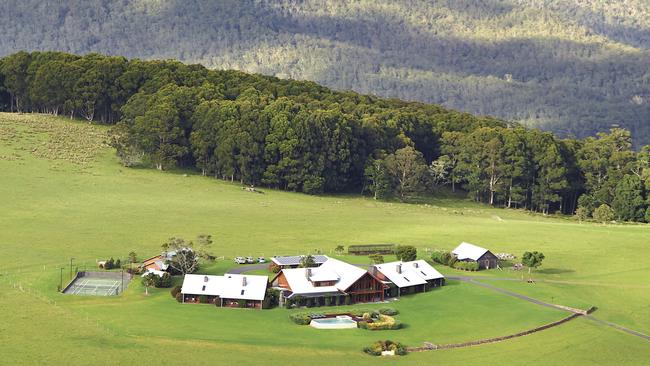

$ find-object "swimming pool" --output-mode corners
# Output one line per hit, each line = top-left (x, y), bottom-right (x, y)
(309, 316), (358, 329)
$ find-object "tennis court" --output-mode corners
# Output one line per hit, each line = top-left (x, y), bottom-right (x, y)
(63, 271), (131, 296)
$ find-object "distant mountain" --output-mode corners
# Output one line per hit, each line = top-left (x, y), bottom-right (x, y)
(1, 0), (649, 145)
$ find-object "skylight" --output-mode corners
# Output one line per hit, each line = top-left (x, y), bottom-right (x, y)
(404, 277), (410, 282)
(202, 285), (206, 291)
(241, 289), (245, 295)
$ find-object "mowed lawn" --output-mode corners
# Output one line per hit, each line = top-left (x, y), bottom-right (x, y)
(0, 113), (649, 365)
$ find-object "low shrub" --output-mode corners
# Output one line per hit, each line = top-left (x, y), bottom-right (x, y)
(269, 263), (281, 273)
(289, 313), (312, 325)
(198, 295), (208, 304)
(363, 340), (407, 356)
(170, 285), (181, 298)
(453, 261), (479, 271)
(238, 299), (246, 308)
(366, 314), (401, 330)
(175, 292), (183, 303)
(158, 272), (173, 288)
(378, 307), (399, 316)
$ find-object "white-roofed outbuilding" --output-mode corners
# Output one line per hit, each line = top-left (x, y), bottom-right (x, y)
(371, 260), (445, 297)
(180, 273), (268, 309)
(452, 242), (499, 269)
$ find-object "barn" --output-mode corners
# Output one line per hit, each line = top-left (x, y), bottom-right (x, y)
(452, 242), (499, 269)
(371, 260), (445, 297)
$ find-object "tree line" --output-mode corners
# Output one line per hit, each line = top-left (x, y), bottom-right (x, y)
(1, 51), (649, 222)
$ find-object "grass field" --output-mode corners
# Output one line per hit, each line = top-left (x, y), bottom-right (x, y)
(0, 113), (648, 365)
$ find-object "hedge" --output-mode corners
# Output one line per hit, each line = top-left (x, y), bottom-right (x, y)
(452, 261), (479, 271)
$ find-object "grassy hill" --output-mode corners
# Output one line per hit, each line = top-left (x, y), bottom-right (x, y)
(1, 1), (650, 144)
(1, 113), (649, 364)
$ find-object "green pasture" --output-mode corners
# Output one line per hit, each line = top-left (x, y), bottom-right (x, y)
(0, 113), (648, 365)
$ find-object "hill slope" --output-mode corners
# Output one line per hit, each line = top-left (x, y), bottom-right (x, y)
(1, 113), (649, 364)
(1, 1), (649, 144)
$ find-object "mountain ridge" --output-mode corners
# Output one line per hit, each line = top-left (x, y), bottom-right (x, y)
(1, 0), (649, 144)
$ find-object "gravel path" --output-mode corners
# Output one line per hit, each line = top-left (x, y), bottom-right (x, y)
(453, 276), (650, 342)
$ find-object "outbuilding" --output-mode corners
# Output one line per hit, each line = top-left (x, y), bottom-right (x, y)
(270, 255), (329, 269)
(180, 274), (268, 309)
(452, 242), (499, 269)
(371, 260), (445, 297)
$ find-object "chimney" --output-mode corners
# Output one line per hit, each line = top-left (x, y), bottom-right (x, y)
(204, 276), (209, 282)
(413, 262), (419, 268)
(396, 264), (402, 274)
(305, 268), (312, 279)
(242, 276), (247, 287)
(370, 266), (378, 276)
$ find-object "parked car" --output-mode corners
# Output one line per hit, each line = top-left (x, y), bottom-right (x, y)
(246, 256), (255, 264)
(234, 257), (246, 264)
(257, 257), (266, 263)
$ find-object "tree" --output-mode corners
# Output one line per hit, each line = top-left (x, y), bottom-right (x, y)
(161, 237), (199, 275)
(299, 254), (317, 268)
(574, 206), (589, 222)
(384, 146), (427, 200)
(611, 175), (646, 222)
(364, 157), (393, 199)
(395, 245), (417, 262)
(334, 245), (345, 255)
(128, 251), (137, 264)
(141, 273), (157, 295)
(593, 204), (615, 224)
(369, 254), (384, 264)
(521, 251), (545, 278)
(429, 155), (452, 190)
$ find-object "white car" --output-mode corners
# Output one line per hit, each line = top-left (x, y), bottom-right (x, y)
(245, 256), (255, 264)
(257, 257), (266, 263)
(234, 257), (246, 264)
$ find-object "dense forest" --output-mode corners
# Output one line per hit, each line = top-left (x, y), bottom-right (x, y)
(0, 1), (649, 145)
(2, 51), (650, 223)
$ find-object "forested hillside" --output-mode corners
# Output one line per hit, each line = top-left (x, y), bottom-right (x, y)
(2, 51), (650, 223)
(0, 1), (649, 144)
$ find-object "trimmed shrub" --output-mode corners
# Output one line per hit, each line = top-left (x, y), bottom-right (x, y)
(357, 321), (368, 329)
(366, 314), (401, 330)
(289, 313), (312, 325)
(363, 340), (407, 356)
(378, 307), (399, 316)
(175, 292), (183, 303)
(238, 299), (247, 308)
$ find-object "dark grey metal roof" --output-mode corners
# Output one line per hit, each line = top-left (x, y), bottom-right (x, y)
(271, 255), (329, 266)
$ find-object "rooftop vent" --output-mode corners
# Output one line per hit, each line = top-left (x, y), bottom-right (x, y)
(242, 276), (247, 287)
(306, 268), (312, 279)
(413, 262), (419, 268)
(396, 264), (402, 274)
(204, 276), (209, 282)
